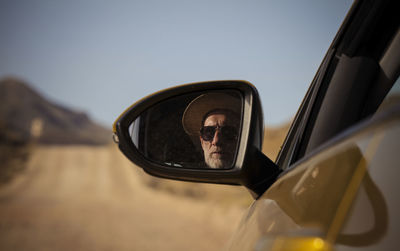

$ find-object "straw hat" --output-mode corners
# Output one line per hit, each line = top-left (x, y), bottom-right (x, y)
(182, 92), (241, 136)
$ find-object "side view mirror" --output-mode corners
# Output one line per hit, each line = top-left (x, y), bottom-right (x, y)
(113, 80), (281, 197)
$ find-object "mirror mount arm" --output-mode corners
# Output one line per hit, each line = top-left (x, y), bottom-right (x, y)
(244, 149), (282, 199)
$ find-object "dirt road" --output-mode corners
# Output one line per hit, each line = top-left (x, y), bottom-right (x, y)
(0, 145), (246, 251)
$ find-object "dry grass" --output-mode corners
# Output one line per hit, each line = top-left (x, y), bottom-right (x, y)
(0, 145), (246, 251)
(0, 144), (29, 184)
(263, 122), (291, 161)
(0, 121), (31, 185)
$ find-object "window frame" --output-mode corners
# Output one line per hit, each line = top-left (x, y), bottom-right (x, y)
(276, 0), (400, 171)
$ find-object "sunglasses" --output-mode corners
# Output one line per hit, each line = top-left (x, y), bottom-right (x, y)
(200, 125), (238, 142)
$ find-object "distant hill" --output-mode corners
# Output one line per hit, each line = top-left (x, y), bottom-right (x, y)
(0, 77), (111, 145)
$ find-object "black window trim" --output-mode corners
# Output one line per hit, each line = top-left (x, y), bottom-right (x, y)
(275, 0), (360, 170)
(277, 0), (400, 171)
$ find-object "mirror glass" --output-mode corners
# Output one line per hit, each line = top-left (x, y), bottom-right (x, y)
(129, 90), (243, 169)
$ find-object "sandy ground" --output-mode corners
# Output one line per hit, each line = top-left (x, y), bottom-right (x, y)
(0, 145), (247, 251)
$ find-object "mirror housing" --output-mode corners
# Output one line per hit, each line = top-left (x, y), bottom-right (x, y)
(113, 80), (281, 197)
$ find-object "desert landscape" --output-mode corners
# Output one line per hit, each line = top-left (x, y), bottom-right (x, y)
(0, 131), (288, 251)
(0, 78), (289, 251)
(0, 145), (251, 251)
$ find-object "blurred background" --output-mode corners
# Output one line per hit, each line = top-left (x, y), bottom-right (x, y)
(0, 1), (352, 250)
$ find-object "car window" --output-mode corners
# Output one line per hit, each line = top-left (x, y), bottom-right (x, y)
(375, 77), (400, 114)
(366, 28), (400, 118)
(286, 4), (400, 167)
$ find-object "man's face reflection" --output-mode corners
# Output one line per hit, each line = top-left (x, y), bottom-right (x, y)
(200, 112), (238, 169)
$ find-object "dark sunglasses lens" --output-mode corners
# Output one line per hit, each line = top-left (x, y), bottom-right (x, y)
(221, 126), (238, 140)
(201, 126), (238, 141)
(201, 127), (216, 141)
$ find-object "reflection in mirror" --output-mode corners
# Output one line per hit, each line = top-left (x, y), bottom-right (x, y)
(129, 90), (243, 169)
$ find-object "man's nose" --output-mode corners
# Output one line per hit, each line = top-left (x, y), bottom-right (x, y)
(211, 130), (221, 145)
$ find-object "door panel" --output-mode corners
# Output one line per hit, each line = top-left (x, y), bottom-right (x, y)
(228, 108), (400, 251)
(335, 122), (400, 250)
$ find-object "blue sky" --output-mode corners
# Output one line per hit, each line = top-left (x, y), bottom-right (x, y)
(0, 0), (353, 127)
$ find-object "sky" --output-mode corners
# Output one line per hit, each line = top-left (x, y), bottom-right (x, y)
(0, 0), (353, 127)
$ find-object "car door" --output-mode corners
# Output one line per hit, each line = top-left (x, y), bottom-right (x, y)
(228, 0), (400, 250)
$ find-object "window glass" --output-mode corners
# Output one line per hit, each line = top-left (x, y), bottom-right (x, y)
(375, 77), (400, 114)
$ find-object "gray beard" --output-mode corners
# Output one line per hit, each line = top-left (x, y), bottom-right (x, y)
(204, 156), (230, 169)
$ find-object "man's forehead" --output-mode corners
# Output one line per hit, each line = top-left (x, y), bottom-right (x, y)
(203, 112), (239, 126)
(203, 113), (228, 125)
